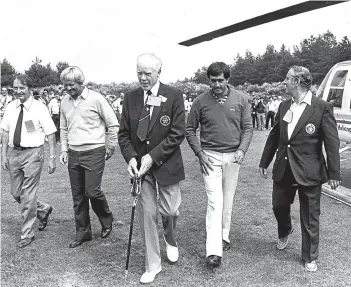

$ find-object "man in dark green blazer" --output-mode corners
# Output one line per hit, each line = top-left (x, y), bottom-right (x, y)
(118, 53), (185, 284)
(259, 66), (340, 272)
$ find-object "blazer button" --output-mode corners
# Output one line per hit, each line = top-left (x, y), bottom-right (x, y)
(284, 157), (287, 160)
(160, 161), (163, 164)
(146, 141), (150, 144)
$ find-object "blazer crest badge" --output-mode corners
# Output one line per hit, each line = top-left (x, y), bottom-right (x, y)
(160, 115), (170, 126)
(305, 123), (316, 134)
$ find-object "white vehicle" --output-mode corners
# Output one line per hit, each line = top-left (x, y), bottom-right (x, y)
(316, 60), (351, 205)
(316, 60), (351, 151)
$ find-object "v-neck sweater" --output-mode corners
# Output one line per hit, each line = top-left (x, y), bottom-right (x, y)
(186, 88), (253, 154)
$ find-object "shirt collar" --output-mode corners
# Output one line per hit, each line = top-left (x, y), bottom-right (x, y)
(16, 95), (33, 111)
(211, 85), (230, 98)
(292, 90), (312, 106)
(70, 86), (88, 100)
(144, 81), (160, 97)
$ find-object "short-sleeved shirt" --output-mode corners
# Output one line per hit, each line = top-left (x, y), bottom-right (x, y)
(0, 96), (57, 147)
(48, 98), (60, 115)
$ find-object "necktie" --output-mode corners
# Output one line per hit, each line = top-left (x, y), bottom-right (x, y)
(13, 104), (24, 147)
(137, 90), (152, 142)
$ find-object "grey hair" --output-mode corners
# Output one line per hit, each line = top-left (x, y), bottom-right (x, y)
(289, 65), (312, 90)
(137, 53), (162, 72)
(60, 66), (85, 84)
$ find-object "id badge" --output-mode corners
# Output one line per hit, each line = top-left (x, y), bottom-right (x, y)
(24, 120), (36, 132)
(146, 96), (162, 106)
(283, 110), (293, 123)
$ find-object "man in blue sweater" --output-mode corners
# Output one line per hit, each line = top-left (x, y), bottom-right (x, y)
(186, 62), (253, 268)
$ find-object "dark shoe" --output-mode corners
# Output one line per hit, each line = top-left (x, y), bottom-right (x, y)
(69, 238), (91, 248)
(206, 255), (221, 268)
(38, 206), (53, 231)
(101, 225), (112, 239)
(18, 236), (35, 248)
(222, 240), (231, 251)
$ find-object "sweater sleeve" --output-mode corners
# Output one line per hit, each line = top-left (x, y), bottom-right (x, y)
(96, 96), (119, 149)
(185, 97), (202, 155)
(238, 96), (253, 153)
(60, 103), (69, 152)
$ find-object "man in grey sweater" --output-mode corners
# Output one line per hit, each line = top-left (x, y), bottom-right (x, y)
(59, 66), (119, 248)
(186, 62), (253, 268)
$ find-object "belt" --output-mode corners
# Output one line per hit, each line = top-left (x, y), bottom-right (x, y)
(13, 146), (36, 151)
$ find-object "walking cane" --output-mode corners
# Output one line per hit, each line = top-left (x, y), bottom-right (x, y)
(125, 174), (141, 277)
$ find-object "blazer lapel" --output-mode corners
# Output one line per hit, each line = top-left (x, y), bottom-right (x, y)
(289, 96), (317, 141)
(135, 88), (144, 117)
(148, 83), (167, 133)
(280, 100), (291, 143)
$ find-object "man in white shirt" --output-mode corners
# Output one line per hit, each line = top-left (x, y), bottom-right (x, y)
(0, 88), (13, 120)
(183, 94), (189, 122)
(48, 93), (61, 142)
(265, 96), (279, 129)
(1, 75), (57, 248)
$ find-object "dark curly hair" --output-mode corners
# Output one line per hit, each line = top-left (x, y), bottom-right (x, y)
(207, 62), (230, 80)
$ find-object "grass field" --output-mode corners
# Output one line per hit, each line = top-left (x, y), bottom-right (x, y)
(1, 130), (351, 287)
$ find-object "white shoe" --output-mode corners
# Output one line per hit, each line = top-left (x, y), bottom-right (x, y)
(277, 236), (289, 250)
(163, 235), (179, 263)
(305, 260), (317, 272)
(140, 266), (162, 284)
(277, 228), (294, 250)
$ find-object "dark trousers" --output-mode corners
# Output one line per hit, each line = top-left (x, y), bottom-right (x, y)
(272, 164), (321, 262)
(265, 111), (275, 129)
(52, 114), (60, 142)
(68, 146), (113, 240)
(251, 114), (258, 129)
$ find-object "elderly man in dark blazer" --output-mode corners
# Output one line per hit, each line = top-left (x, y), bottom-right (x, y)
(259, 66), (340, 272)
(118, 53), (185, 284)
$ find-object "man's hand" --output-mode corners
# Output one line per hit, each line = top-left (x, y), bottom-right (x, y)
(128, 157), (139, 178)
(138, 154), (153, 177)
(198, 151), (214, 176)
(328, 180), (340, 190)
(60, 151), (68, 165)
(1, 155), (9, 171)
(105, 147), (115, 161)
(233, 149), (245, 164)
(48, 157), (56, 174)
(259, 167), (268, 179)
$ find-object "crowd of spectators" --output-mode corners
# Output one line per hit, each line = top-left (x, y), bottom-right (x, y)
(1, 81), (286, 136)
(250, 95), (282, 130)
(0, 85), (125, 143)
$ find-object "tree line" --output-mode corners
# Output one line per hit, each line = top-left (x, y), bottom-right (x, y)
(1, 31), (350, 89)
(1, 57), (69, 88)
(193, 31), (351, 86)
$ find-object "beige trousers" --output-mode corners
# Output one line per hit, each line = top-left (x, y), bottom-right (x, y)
(137, 171), (181, 272)
(8, 147), (51, 239)
(202, 150), (240, 257)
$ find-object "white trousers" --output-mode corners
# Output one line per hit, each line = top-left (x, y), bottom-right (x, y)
(137, 171), (181, 272)
(202, 150), (240, 257)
